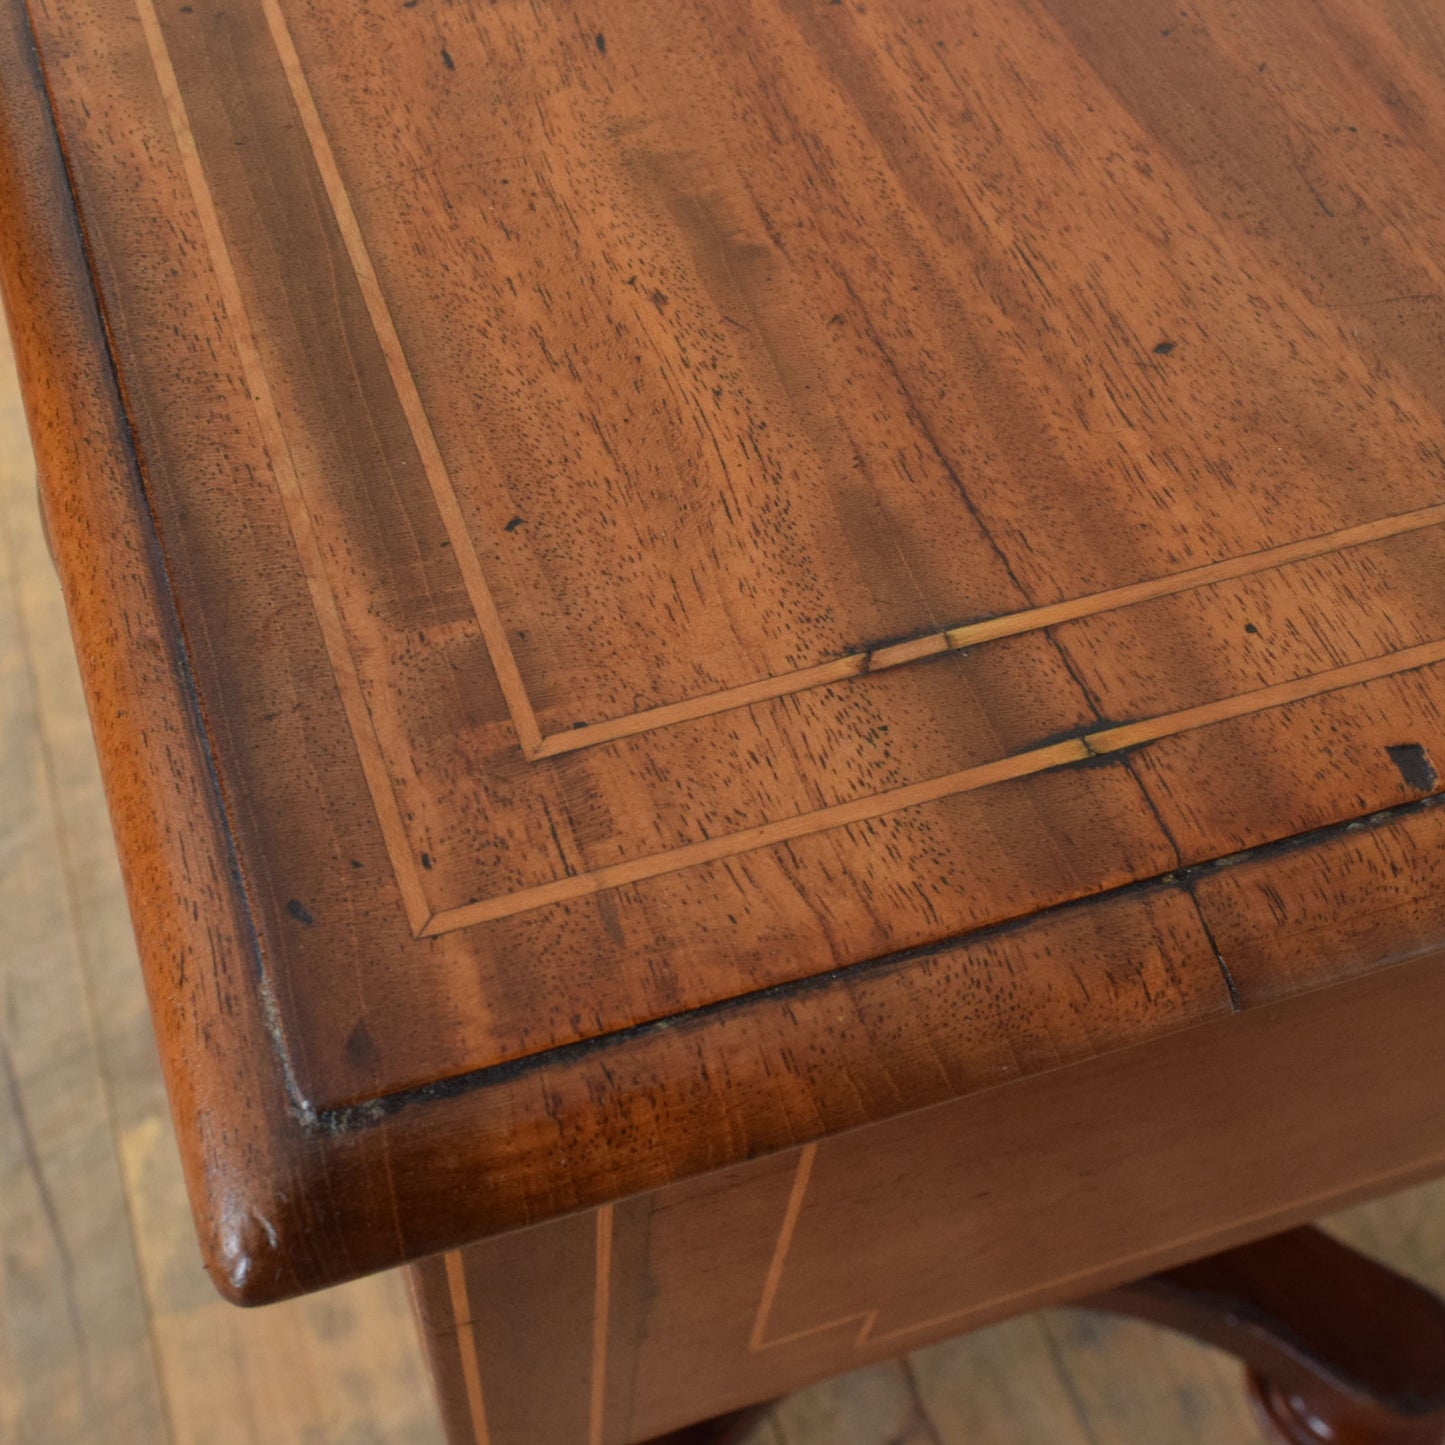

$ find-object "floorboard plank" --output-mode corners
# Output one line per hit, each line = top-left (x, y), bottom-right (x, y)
(0, 336), (171, 1445)
(0, 323), (443, 1445)
(900, 1315), (1097, 1445)
(769, 1360), (937, 1445)
(1033, 1311), (1272, 1445)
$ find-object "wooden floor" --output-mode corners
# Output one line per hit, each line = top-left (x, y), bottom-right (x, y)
(2, 324), (1443, 1445)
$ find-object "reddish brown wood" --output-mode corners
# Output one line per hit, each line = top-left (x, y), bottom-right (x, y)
(1250, 1381), (1445, 1445)
(409, 954), (1445, 1444)
(1090, 1229), (1445, 1445)
(628, 1228), (1445, 1445)
(5, 0), (1445, 1329)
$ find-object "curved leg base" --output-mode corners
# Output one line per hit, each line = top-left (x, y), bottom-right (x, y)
(1248, 1369), (1445, 1445)
(1088, 1228), (1445, 1445)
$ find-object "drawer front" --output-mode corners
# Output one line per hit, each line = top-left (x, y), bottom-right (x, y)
(413, 954), (1445, 1445)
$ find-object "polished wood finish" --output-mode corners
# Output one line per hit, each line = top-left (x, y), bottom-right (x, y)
(6, 0), (1445, 1352)
(21, 315), (1445, 1441)
(13, 374), (1445, 1445)
(410, 953), (1445, 1443)
(0, 327), (447, 1445)
(647, 1227), (1445, 1445)
(1092, 1230), (1445, 1445)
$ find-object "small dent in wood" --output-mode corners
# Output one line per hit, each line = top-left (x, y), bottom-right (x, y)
(215, 1199), (280, 1300)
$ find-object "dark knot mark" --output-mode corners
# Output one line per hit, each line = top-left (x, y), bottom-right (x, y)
(345, 1020), (379, 1070)
(1387, 742), (1438, 794)
(286, 899), (315, 927)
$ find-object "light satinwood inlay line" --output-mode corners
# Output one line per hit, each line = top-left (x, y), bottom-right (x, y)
(750, 1144), (819, 1353)
(133, 0), (433, 937)
(259, 0), (544, 758)
(444, 1211), (613, 1443)
(422, 637), (1445, 932)
(589, 1206), (615, 1445)
(749, 1142), (1445, 1356)
(531, 499), (1445, 756)
(219, 0), (1445, 767)
(136, 0), (1445, 942)
(444, 1251), (492, 1445)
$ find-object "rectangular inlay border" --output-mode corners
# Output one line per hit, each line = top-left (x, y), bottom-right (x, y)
(424, 639), (1445, 930)
(132, 0), (1445, 936)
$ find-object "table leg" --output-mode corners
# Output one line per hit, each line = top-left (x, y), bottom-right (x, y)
(1086, 1226), (1445, 1444)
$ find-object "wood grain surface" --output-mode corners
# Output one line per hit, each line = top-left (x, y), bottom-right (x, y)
(413, 950), (1445, 1443)
(0, 327), (444, 1445)
(5, 0), (1445, 1300)
(3, 291), (1445, 1445)
(0, 324), (1354, 1445)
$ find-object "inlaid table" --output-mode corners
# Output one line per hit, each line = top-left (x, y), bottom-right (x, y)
(6, 0), (1445, 1440)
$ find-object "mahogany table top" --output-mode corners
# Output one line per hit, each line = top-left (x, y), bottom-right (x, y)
(3, 0), (1445, 1301)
